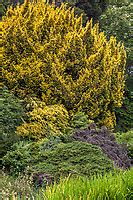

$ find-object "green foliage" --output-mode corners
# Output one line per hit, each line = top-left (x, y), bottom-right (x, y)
(32, 141), (113, 177)
(2, 141), (32, 175)
(107, 0), (131, 6)
(0, 86), (25, 158)
(99, 1), (132, 131)
(99, 1), (132, 65)
(2, 140), (113, 177)
(1, 168), (132, 199)
(44, 168), (133, 200)
(2, 137), (66, 175)
(115, 87), (133, 132)
(126, 74), (133, 93)
(2, 0), (126, 129)
(115, 130), (133, 161)
(63, 0), (131, 22)
(70, 111), (93, 129)
(66, 0), (108, 21)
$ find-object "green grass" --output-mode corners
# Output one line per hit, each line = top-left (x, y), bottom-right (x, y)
(1, 168), (133, 200)
(43, 168), (133, 200)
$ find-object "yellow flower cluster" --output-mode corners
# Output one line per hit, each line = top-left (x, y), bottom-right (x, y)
(2, 0), (126, 129)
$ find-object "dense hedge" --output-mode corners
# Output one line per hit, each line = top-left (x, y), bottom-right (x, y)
(2, 0), (126, 128)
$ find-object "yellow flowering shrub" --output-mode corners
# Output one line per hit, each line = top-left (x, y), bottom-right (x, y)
(16, 104), (69, 139)
(2, 0), (126, 128)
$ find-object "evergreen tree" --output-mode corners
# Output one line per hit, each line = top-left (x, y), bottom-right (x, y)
(2, 0), (126, 128)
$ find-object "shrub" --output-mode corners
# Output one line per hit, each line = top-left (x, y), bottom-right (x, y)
(16, 104), (69, 139)
(2, 140), (113, 177)
(0, 86), (25, 158)
(2, 137), (68, 175)
(30, 141), (113, 178)
(115, 130), (133, 164)
(70, 111), (93, 129)
(2, 0), (126, 128)
(73, 126), (131, 169)
(2, 140), (33, 175)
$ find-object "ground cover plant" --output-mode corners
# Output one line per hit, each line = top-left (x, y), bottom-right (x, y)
(2, 0), (126, 129)
(2, 140), (114, 178)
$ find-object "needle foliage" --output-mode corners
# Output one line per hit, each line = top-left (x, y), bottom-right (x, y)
(2, 0), (126, 128)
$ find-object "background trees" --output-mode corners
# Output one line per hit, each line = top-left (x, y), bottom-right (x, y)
(99, 0), (132, 66)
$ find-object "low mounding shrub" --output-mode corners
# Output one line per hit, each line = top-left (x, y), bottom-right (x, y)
(115, 130), (133, 164)
(16, 104), (69, 139)
(2, 140), (113, 177)
(73, 126), (131, 169)
(2, 0), (126, 128)
(30, 141), (113, 178)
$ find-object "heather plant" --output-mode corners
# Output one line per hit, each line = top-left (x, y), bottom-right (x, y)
(2, 0), (126, 128)
(73, 126), (131, 169)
